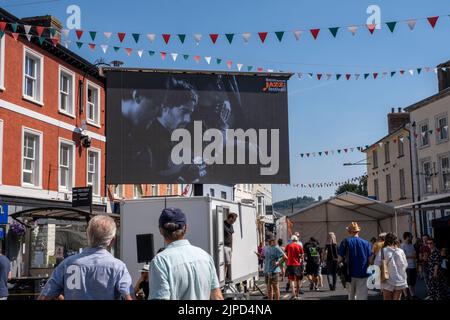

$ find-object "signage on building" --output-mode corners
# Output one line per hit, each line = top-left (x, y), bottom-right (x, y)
(106, 69), (291, 184)
(72, 186), (93, 208)
(0, 204), (8, 225)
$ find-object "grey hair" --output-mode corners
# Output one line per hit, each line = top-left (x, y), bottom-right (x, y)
(87, 215), (116, 248)
(160, 223), (186, 241)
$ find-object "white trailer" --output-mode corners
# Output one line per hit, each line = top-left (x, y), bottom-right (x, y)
(120, 196), (259, 287)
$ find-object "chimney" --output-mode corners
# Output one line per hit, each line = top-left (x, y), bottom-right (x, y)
(387, 108), (410, 134)
(21, 15), (62, 39)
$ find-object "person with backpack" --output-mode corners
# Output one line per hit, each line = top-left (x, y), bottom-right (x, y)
(304, 237), (322, 291)
(338, 222), (372, 300)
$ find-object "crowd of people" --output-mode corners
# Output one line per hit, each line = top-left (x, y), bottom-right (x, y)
(256, 222), (450, 301)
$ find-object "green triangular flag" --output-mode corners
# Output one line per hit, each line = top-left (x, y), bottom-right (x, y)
(76, 41), (83, 49)
(89, 31), (97, 41)
(0, 31), (4, 39)
(132, 33), (140, 43)
(391, 71), (396, 77)
(216, 58), (222, 64)
(178, 34), (186, 43)
(225, 33), (234, 44)
(364, 73), (370, 79)
(38, 37), (45, 45)
(247, 66), (253, 71)
(148, 50), (155, 56)
(183, 54), (189, 60)
(11, 22), (18, 33)
(417, 68), (422, 74)
(49, 27), (57, 37)
(114, 46), (120, 52)
(329, 27), (339, 38)
(386, 22), (397, 33)
(336, 74), (342, 80)
(275, 31), (284, 42)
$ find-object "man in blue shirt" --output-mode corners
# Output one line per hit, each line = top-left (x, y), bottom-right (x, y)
(0, 249), (11, 300)
(39, 215), (133, 300)
(338, 222), (372, 300)
(149, 208), (223, 300)
(264, 236), (287, 300)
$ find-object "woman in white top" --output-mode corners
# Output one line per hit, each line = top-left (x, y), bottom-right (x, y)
(375, 233), (408, 300)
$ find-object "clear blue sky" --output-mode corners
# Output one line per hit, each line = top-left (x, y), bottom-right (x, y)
(5, 0), (450, 202)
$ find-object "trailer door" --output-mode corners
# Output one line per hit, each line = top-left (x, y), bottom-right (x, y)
(214, 206), (225, 283)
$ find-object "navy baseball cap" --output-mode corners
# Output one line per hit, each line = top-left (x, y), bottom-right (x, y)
(159, 208), (187, 230)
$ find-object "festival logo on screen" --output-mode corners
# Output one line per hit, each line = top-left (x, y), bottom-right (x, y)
(262, 78), (287, 93)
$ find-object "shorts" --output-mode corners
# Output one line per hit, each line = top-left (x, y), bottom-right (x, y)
(224, 246), (232, 265)
(406, 268), (417, 286)
(265, 273), (280, 285)
(381, 282), (408, 292)
(286, 265), (303, 281)
(306, 263), (320, 276)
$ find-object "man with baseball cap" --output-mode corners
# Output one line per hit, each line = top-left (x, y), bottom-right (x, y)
(149, 208), (223, 300)
(338, 222), (372, 300)
(282, 235), (304, 299)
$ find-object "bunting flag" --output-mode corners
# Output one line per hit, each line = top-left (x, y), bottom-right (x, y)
(194, 55), (201, 63)
(275, 31), (284, 42)
(0, 22), (7, 32)
(299, 145), (370, 158)
(225, 33), (234, 44)
(237, 63), (243, 71)
(147, 33), (156, 43)
(75, 29), (83, 40)
(386, 21), (397, 33)
(137, 49), (144, 58)
(118, 32), (126, 42)
(310, 29), (320, 40)
(258, 32), (268, 43)
(367, 24), (377, 34)
(281, 175), (367, 189)
(36, 26), (44, 37)
(51, 37), (59, 46)
(329, 27), (339, 38)
(427, 16), (439, 29)
(11, 32), (19, 41)
(193, 34), (202, 44)
(100, 44), (108, 53)
(205, 56), (212, 64)
(293, 30), (302, 41)
(132, 33), (140, 43)
(242, 32), (251, 43)
(226, 61), (233, 69)
(178, 34), (186, 44)
(103, 32), (112, 40)
(209, 34), (218, 44)
(125, 47), (132, 56)
(62, 29), (70, 38)
(162, 34), (171, 44)
(348, 26), (358, 36)
(24, 25), (32, 35)
(407, 19), (417, 31)
(171, 53), (178, 61)
(160, 51), (167, 60)
(89, 31), (97, 41)
(88, 43), (96, 51)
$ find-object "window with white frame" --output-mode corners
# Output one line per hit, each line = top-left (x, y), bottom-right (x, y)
(87, 83), (100, 126)
(372, 149), (378, 169)
(398, 136), (404, 157)
(386, 174), (392, 202)
(420, 123), (429, 147)
(59, 68), (74, 116)
(436, 115), (448, 143)
(133, 184), (143, 199)
(399, 169), (406, 199)
(210, 188), (215, 197)
(167, 184), (172, 195)
(151, 184), (158, 196)
(374, 178), (379, 200)
(422, 161), (433, 194)
(59, 141), (74, 191)
(22, 130), (42, 187)
(23, 48), (43, 103)
(384, 141), (390, 163)
(221, 191), (227, 200)
(114, 185), (123, 198)
(87, 150), (100, 195)
(0, 35), (5, 90)
(439, 154), (450, 191)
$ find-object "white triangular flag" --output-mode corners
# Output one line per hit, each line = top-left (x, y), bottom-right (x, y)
(237, 63), (243, 71)
(242, 32), (251, 43)
(407, 19), (417, 31)
(25, 34), (32, 42)
(205, 56), (211, 64)
(293, 30), (302, 41)
(409, 69), (414, 76)
(307, 73), (313, 79)
(24, 25), (32, 35)
(100, 44), (108, 53)
(267, 69), (274, 73)
(297, 73), (303, 79)
(326, 74), (332, 80)
(193, 34), (202, 44)
(171, 53), (178, 61)
(147, 33), (156, 43)
(382, 72), (388, 77)
(104, 32), (112, 40)
(348, 26), (358, 36)
(137, 49), (144, 58)
(64, 40), (71, 49)
(61, 28), (70, 38)
(400, 137), (404, 142)
(355, 74), (361, 80)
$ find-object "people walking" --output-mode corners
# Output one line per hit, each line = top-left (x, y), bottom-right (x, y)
(39, 215), (134, 300)
(134, 264), (150, 300)
(304, 237), (321, 291)
(149, 208), (223, 300)
(223, 212), (238, 282)
(323, 232), (339, 291)
(264, 236), (286, 300)
(0, 249), (11, 301)
(338, 222), (372, 300)
(401, 232), (418, 299)
(374, 233), (408, 300)
(425, 238), (447, 300)
(283, 235), (304, 299)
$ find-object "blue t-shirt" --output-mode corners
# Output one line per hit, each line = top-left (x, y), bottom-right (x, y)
(264, 246), (284, 274)
(338, 236), (372, 278)
(41, 247), (133, 300)
(0, 255), (11, 297)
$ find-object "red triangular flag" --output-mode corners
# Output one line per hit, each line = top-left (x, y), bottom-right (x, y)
(226, 61), (233, 69)
(257, 67), (263, 72)
(373, 73), (379, 79)
(367, 24), (376, 34)
(0, 22), (6, 32)
(400, 70), (405, 75)
(75, 29), (83, 40)
(325, 151), (328, 155)
(209, 34), (218, 44)
(162, 34), (171, 44)
(125, 48), (132, 56)
(427, 16), (439, 29)
(160, 51), (167, 60)
(310, 29), (320, 40)
(258, 32), (268, 43)
(118, 32), (126, 42)
(194, 55), (201, 63)
(36, 26), (45, 37)
(317, 74), (322, 80)
(346, 74), (351, 80)
(11, 33), (19, 41)
(88, 43), (96, 51)
(51, 37), (60, 46)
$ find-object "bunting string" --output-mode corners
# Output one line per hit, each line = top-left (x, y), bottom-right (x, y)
(281, 175), (367, 188)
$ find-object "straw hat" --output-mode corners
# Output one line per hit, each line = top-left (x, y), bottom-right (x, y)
(346, 222), (361, 233)
(291, 235), (298, 242)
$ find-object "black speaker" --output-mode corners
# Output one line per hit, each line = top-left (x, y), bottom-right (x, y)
(136, 234), (154, 263)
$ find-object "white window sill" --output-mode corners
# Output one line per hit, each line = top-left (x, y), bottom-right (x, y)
(23, 95), (44, 107)
(58, 109), (76, 119)
(21, 183), (43, 190)
(58, 187), (72, 193)
(86, 120), (101, 128)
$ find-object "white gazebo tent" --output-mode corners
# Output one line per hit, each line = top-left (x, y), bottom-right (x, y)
(287, 192), (410, 245)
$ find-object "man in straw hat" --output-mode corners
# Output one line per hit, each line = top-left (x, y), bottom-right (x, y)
(338, 222), (372, 300)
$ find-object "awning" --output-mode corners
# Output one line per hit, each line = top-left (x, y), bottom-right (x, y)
(394, 193), (450, 211)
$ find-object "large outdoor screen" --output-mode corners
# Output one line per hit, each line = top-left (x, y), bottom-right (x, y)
(106, 69), (291, 184)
